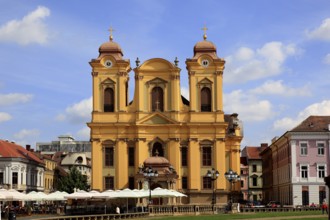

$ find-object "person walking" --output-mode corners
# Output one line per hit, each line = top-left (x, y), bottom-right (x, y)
(322, 199), (328, 214)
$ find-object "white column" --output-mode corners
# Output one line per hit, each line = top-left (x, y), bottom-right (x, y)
(37, 171), (40, 187)
(8, 168), (12, 186)
(23, 169), (26, 186)
(290, 140), (297, 182)
(18, 168), (21, 187)
(5, 166), (9, 183)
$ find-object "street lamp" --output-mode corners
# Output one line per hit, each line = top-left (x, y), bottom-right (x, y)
(224, 169), (241, 204)
(143, 166), (158, 205)
(207, 168), (220, 205)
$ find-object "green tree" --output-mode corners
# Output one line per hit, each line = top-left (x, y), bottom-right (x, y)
(57, 166), (90, 193)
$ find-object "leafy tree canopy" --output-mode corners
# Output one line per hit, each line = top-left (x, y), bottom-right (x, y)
(57, 166), (90, 193)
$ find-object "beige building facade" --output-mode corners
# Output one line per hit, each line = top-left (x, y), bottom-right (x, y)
(88, 31), (243, 204)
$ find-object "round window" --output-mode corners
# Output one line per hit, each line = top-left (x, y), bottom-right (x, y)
(201, 59), (209, 67)
(104, 60), (112, 68)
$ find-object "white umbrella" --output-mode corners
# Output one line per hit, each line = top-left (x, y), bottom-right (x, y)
(168, 190), (187, 197)
(64, 190), (92, 200)
(0, 189), (29, 201)
(132, 189), (148, 198)
(151, 187), (176, 198)
(114, 188), (141, 198)
(113, 189), (143, 213)
(88, 190), (101, 196)
(46, 191), (68, 201)
(92, 190), (116, 199)
(26, 191), (48, 201)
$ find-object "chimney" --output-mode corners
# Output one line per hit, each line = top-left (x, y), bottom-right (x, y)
(261, 143), (268, 148)
(26, 145), (31, 151)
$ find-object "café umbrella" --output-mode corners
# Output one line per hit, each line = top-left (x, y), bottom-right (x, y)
(0, 189), (29, 201)
(46, 191), (68, 201)
(64, 190), (92, 200)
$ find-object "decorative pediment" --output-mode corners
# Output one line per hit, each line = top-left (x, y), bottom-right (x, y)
(101, 77), (116, 85)
(197, 77), (213, 85)
(138, 112), (178, 125)
(146, 77), (168, 86)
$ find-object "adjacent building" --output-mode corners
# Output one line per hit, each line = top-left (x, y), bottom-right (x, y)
(270, 116), (330, 206)
(31, 150), (57, 193)
(241, 145), (267, 202)
(240, 157), (249, 201)
(260, 144), (273, 203)
(36, 135), (91, 154)
(88, 31), (243, 204)
(60, 152), (92, 185)
(0, 140), (45, 192)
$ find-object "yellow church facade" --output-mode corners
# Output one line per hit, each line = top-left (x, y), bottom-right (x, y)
(88, 31), (243, 204)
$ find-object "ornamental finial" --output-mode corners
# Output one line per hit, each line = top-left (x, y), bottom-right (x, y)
(108, 26), (115, 41)
(201, 24), (208, 40)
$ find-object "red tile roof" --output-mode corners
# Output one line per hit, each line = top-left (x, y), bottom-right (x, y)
(244, 146), (267, 160)
(0, 140), (44, 164)
(291, 116), (330, 132)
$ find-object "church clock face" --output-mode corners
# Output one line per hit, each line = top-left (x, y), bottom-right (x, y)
(104, 60), (112, 68)
(201, 59), (209, 67)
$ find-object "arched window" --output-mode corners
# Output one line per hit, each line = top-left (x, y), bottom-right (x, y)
(152, 87), (164, 112)
(201, 87), (211, 112)
(152, 142), (164, 157)
(104, 88), (114, 112)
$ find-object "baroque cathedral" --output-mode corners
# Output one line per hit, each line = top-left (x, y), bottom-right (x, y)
(87, 29), (243, 204)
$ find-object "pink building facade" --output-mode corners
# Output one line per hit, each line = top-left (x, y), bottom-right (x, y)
(270, 116), (330, 206)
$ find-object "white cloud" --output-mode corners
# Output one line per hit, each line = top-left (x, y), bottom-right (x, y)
(306, 18), (330, 41)
(0, 93), (33, 106)
(13, 129), (40, 139)
(273, 100), (330, 131)
(224, 90), (274, 122)
(0, 112), (12, 123)
(0, 6), (50, 45)
(235, 47), (254, 61)
(249, 80), (311, 97)
(225, 42), (299, 83)
(12, 129), (40, 148)
(76, 126), (90, 140)
(273, 117), (298, 132)
(57, 97), (92, 124)
(323, 53), (330, 64)
(181, 87), (189, 100)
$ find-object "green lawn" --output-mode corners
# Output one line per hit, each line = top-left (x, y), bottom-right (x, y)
(147, 210), (327, 220)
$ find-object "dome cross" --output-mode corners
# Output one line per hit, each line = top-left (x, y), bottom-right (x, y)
(201, 25), (208, 40)
(108, 26), (115, 41)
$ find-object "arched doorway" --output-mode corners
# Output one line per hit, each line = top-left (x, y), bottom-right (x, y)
(152, 142), (164, 157)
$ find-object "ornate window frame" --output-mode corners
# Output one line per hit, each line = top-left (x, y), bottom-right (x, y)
(100, 78), (116, 112)
(197, 78), (213, 112)
(146, 77), (168, 112)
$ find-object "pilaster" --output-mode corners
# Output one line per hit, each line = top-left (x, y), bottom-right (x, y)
(91, 139), (103, 190)
(188, 139), (201, 190)
(116, 139), (128, 188)
(214, 139), (226, 189)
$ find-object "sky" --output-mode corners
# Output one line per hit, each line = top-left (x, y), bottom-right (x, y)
(0, 0), (330, 148)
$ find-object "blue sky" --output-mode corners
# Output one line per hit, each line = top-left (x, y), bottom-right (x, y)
(0, 0), (330, 148)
